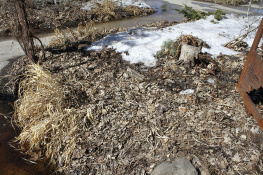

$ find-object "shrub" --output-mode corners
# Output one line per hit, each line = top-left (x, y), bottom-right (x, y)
(214, 9), (226, 21)
(177, 5), (226, 22)
(50, 21), (105, 48)
(177, 5), (207, 21)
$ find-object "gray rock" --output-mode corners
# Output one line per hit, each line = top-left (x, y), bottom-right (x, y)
(151, 158), (198, 175)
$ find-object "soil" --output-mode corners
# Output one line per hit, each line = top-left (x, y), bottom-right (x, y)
(0, 0), (155, 36)
(5, 21), (263, 175)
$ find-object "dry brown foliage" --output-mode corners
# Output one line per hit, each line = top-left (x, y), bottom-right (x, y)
(49, 20), (104, 47)
(13, 64), (93, 170)
(125, 5), (143, 16)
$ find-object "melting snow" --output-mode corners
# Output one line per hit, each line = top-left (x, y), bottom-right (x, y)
(86, 14), (261, 67)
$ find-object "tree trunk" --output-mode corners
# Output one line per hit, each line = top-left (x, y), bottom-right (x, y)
(14, 0), (37, 63)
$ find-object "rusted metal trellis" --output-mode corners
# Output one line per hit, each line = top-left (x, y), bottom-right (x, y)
(237, 17), (263, 130)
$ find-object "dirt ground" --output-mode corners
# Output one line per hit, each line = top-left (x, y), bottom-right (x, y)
(6, 20), (263, 174)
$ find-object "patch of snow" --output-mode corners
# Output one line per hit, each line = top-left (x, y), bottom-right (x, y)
(81, 0), (151, 11)
(116, 0), (151, 8)
(250, 126), (260, 134)
(86, 14), (261, 67)
(179, 89), (194, 95)
(207, 78), (215, 84)
(81, 2), (94, 11)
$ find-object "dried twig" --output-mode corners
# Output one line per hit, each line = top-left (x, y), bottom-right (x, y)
(224, 0), (261, 48)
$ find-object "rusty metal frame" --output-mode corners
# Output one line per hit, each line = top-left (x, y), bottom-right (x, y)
(237, 18), (263, 130)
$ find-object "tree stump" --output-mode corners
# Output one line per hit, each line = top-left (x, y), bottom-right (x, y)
(178, 43), (201, 67)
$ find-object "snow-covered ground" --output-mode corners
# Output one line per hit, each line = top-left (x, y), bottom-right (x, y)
(86, 14), (262, 67)
(81, 0), (151, 11)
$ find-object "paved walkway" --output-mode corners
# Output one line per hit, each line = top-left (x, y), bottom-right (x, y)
(0, 36), (53, 72)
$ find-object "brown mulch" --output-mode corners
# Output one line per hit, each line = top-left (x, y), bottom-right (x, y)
(6, 24), (263, 174)
(9, 48), (263, 175)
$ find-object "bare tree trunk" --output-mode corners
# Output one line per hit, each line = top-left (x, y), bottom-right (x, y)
(14, 0), (37, 63)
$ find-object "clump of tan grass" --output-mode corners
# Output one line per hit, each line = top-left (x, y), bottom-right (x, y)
(49, 20), (105, 47)
(91, 0), (154, 22)
(13, 64), (93, 169)
(91, 0), (118, 21)
(125, 5), (144, 16)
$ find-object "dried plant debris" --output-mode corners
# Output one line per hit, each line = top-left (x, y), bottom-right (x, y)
(13, 64), (93, 170)
(225, 40), (249, 52)
(9, 45), (263, 174)
(0, 0), (155, 35)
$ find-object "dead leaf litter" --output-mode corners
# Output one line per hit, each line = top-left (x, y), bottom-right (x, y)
(7, 27), (263, 175)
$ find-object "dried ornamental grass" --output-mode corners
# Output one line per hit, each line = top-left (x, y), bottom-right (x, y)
(49, 21), (104, 47)
(13, 64), (93, 169)
(92, 0), (117, 17)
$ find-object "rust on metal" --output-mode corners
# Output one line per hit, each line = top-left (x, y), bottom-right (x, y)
(237, 17), (263, 130)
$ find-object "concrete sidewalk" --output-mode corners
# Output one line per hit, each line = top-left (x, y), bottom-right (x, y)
(163, 0), (263, 15)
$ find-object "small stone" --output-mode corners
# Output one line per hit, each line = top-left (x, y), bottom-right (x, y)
(151, 158), (198, 175)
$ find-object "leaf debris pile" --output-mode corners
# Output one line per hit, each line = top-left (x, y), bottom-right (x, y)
(7, 23), (263, 174)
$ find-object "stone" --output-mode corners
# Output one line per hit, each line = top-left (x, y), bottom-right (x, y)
(179, 44), (201, 66)
(151, 158), (198, 175)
